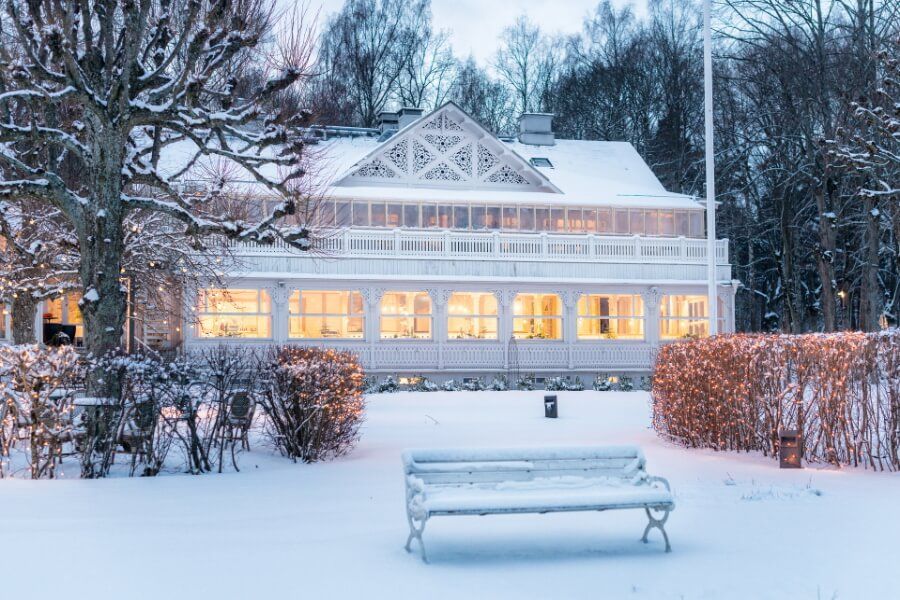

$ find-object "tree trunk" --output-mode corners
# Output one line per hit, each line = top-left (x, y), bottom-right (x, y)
(814, 182), (838, 331)
(859, 196), (883, 331)
(79, 131), (128, 396)
(11, 294), (38, 344)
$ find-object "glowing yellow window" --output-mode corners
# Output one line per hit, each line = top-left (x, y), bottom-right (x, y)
(197, 289), (271, 339)
(381, 292), (432, 339)
(447, 292), (498, 340)
(512, 293), (562, 340)
(43, 292), (84, 343)
(577, 295), (644, 340)
(660, 295), (709, 339)
(289, 291), (364, 339)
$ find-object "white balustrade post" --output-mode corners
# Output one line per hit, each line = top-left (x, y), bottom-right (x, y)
(492, 230), (500, 258)
(394, 228), (402, 255)
(443, 230), (451, 257)
(588, 234), (597, 258)
(341, 228), (350, 255)
(541, 232), (548, 257)
(642, 287), (662, 352)
(634, 235), (642, 260)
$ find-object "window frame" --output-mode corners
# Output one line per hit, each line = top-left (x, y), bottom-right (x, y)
(576, 294), (645, 341)
(196, 288), (273, 340)
(512, 293), (564, 341)
(446, 292), (500, 341)
(380, 291), (434, 340)
(288, 290), (365, 341)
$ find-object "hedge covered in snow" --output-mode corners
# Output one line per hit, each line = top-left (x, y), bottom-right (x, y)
(652, 331), (900, 471)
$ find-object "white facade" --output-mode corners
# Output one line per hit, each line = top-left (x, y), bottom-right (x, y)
(182, 103), (736, 377)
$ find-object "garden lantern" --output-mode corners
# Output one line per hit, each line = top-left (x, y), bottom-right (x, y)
(544, 395), (558, 419)
(779, 429), (801, 468)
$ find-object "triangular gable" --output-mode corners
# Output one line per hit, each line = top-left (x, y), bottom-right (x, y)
(334, 102), (562, 194)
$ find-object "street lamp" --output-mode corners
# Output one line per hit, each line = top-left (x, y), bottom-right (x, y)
(704, 0), (718, 335)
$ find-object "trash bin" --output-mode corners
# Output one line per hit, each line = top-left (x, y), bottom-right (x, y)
(778, 429), (801, 468)
(544, 395), (558, 419)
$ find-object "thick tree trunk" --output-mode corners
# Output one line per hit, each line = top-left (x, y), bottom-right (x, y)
(859, 196), (883, 331)
(80, 131), (128, 396)
(11, 294), (38, 344)
(815, 182), (838, 331)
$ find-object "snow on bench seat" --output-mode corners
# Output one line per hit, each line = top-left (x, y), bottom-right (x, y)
(402, 445), (675, 562)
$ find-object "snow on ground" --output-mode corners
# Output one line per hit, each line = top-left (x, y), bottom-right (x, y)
(0, 391), (897, 600)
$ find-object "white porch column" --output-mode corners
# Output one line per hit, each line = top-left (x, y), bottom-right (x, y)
(558, 290), (578, 370)
(493, 289), (515, 370)
(269, 282), (289, 344)
(642, 286), (662, 349)
(361, 288), (384, 371)
(427, 288), (451, 369)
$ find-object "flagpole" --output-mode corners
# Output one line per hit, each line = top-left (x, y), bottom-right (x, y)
(703, 0), (718, 335)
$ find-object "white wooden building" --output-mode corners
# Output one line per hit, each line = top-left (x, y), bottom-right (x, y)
(180, 103), (736, 378)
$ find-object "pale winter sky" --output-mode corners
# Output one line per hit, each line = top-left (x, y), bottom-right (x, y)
(311, 0), (644, 66)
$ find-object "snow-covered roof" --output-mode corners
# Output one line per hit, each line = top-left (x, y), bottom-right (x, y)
(314, 136), (699, 209)
(153, 102), (702, 211)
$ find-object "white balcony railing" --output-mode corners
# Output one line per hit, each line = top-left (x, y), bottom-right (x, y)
(230, 228), (729, 265)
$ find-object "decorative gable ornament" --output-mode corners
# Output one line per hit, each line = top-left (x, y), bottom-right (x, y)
(340, 102), (560, 193)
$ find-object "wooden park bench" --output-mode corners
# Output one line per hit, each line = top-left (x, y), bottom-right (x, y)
(402, 446), (674, 562)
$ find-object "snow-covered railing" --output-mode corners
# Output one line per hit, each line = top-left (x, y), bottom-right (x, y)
(230, 229), (730, 264)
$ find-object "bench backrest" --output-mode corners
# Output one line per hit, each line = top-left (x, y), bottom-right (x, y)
(403, 446), (646, 486)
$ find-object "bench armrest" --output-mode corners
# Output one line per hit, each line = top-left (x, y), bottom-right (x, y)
(645, 475), (671, 492)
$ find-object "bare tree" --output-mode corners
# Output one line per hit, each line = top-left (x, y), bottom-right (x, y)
(0, 0), (316, 391)
(495, 15), (562, 115)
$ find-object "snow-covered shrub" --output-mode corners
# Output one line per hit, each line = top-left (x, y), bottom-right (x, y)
(0, 345), (81, 478)
(463, 377), (485, 391)
(639, 376), (653, 391)
(652, 331), (900, 471)
(516, 374), (536, 390)
(440, 379), (461, 391)
(490, 375), (509, 391)
(363, 377), (381, 394)
(618, 376), (634, 392)
(413, 377), (440, 392)
(377, 376), (399, 394)
(568, 376), (585, 391)
(544, 377), (567, 391)
(592, 375), (612, 391)
(258, 347), (365, 463)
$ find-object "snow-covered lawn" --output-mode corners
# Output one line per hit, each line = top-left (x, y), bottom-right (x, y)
(1, 391), (896, 599)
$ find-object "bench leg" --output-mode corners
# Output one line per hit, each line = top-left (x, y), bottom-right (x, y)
(405, 514), (429, 563)
(641, 507), (672, 552)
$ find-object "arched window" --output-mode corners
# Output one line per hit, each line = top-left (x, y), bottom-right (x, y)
(381, 292), (432, 339)
(512, 293), (562, 340)
(447, 293), (498, 340)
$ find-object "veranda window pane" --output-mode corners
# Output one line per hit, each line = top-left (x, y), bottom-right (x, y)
(438, 205), (453, 228)
(675, 211), (689, 236)
(597, 209), (612, 233)
(502, 206), (518, 230)
(403, 204), (420, 228)
(319, 201), (336, 226)
(422, 204), (437, 228)
(335, 202), (351, 227)
(576, 294), (644, 340)
(352, 202), (369, 227)
(370, 203), (387, 227)
(615, 209), (629, 234)
(583, 208), (597, 232)
(197, 289), (271, 339)
(567, 208), (583, 232)
(550, 208), (566, 232)
(645, 210), (659, 235)
(630, 210), (645, 235)
(471, 205), (487, 229)
(453, 206), (470, 230)
(485, 206), (501, 229)
(386, 204), (402, 228)
(535, 208), (550, 231)
(659, 210), (675, 235)
(519, 207), (535, 230)
(689, 211), (704, 237)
